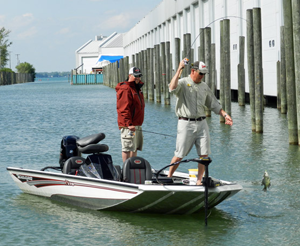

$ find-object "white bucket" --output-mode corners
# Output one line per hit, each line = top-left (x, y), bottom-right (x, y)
(188, 169), (198, 185)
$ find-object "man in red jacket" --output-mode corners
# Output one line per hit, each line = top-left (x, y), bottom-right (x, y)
(116, 67), (145, 162)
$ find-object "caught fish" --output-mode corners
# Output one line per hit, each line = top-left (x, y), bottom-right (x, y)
(261, 171), (271, 191)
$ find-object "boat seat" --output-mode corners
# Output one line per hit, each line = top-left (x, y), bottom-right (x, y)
(114, 165), (122, 181)
(62, 156), (86, 175)
(122, 157), (152, 184)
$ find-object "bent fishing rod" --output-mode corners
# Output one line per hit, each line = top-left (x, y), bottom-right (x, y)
(180, 15), (248, 76)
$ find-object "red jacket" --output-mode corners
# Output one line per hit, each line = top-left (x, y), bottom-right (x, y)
(116, 80), (145, 128)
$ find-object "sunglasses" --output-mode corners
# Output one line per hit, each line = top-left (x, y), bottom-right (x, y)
(199, 72), (206, 76)
(134, 74), (142, 78)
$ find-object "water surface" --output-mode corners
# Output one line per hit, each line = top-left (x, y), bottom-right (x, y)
(1, 78), (300, 245)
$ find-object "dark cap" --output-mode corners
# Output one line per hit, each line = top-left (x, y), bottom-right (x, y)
(129, 67), (142, 76)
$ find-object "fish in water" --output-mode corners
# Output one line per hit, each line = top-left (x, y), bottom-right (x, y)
(261, 171), (271, 191)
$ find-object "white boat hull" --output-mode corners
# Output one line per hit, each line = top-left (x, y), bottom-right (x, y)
(7, 167), (242, 214)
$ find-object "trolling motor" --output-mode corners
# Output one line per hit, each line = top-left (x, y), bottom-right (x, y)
(155, 157), (213, 226)
(193, 157), (212, 226)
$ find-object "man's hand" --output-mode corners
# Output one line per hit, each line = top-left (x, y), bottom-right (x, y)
(128, 125), (136, 131)
(224, 114), (233, 126)
(220, 109), (233, 126)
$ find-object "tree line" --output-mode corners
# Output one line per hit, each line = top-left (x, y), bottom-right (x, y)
(36, 71), (70, 78)
(0, 27), (35, 79)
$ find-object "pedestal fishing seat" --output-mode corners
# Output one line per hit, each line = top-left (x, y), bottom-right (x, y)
(62, 156), (86, 174)
(122, 157), (152, 184)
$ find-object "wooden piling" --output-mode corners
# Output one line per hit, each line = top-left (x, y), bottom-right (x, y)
(119, 58), (123, 83)
(291, 0), (300, 144)
(109, 63), (113, 87)
(142, 50), (148, 99)
(205, 27), (212, 117)
(219, 20), (225, 123)
(277, 61), (281, 109)
(135, 53), (139, 69)
(131, 54), (135, 67)
(175, 37), (181, 76)
(280, 26), (287, 114)
(247, 9), (256, 131)
(160, 42), (166, 96)
(253, 8), (264, 133)
(165, 41), (171, 105)
(211, 43), (216, 95)
(223, 19), (231, 117)
(238, 36), (245, 106)
(199, 28), (205, 62)
(148, 48), (154, 101)
(154, 44), (161, 103)
(183, 33), (191, 77)
(125, 56), (129, 79)
(145, 49), (150, 99)
(111, 63), (114, 87)
(117, 61), (120, 87)
(283, 0), (298, 144)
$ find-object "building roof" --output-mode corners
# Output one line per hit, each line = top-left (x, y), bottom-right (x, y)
(100, 33), (123, 48)
(76, 32), (124, 54)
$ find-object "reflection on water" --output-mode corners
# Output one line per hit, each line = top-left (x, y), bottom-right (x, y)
(1, 79), (300, 245)
(10, 193), (237, 246)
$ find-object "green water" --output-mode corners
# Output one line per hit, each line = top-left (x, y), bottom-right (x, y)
(1, 78), (300, 245)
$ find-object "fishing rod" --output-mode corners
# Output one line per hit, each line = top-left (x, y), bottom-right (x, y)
(179, 15), (248, 77)
(186, 15), (248, 59)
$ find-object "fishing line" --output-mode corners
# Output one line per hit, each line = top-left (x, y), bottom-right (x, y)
(186, 15), (248, 60)
(135, 129), (176, 138)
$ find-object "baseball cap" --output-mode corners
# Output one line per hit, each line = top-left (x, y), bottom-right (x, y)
(129, 67), (142, 76)
(191, 61), (208, 74)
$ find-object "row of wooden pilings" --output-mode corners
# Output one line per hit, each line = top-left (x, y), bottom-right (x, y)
(103, 6), (300, 145)
(276, 0), (300, 145)
(0, 71), (34, 86)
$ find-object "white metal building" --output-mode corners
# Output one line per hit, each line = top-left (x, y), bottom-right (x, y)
(123, 0), (283, 97)
(75, 32), (124, 74)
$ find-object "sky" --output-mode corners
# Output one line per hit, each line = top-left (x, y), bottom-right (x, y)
(0, 0), (162, 73)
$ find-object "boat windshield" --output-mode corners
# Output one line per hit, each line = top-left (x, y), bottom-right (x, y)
(78, 154), (119, 180)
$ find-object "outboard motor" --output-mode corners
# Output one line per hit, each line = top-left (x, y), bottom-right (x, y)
(59, 135), (80, 169)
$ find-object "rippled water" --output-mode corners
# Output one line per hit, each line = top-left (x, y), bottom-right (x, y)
(1, 78), (300, 245)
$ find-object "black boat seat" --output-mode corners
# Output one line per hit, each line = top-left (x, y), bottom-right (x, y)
(77, 133), (105, 148)
(122, 157), (152, 184)
(77, 143), (109, 155)
(62, 156), (86, 174)
(114, 165), (122, 181)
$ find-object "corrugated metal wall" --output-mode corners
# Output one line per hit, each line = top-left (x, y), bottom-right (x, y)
(123, 0), (283, 97)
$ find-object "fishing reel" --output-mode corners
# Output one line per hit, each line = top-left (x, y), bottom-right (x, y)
(183, 58), (189, 66)
(179, 58), (189, 77)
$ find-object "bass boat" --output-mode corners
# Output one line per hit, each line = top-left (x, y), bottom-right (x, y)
(7, 133), (242, 215)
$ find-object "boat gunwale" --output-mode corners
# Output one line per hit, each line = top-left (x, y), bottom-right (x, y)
(7, 167), (243, 193)
(7, 167), (139, 189)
